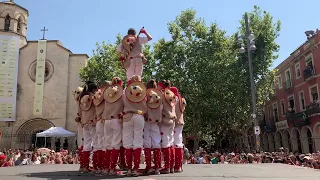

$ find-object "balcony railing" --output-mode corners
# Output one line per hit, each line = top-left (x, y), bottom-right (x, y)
(286, 111), (310, 127)
(304, 66), (316, 80)
(306, 102), (320, 116)
(283, 79), (293, 91)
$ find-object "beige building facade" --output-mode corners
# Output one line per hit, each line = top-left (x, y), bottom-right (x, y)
(0, 1), (87, 150)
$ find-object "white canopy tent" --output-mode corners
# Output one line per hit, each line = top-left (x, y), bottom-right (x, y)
(36, 127), (76, 147)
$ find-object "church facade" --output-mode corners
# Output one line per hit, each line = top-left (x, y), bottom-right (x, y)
(0, 1), (87, 150)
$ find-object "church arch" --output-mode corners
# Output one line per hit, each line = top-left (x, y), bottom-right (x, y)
(14, 13), (26, 23)
(16, 118), (55, 138)
(0, 9), (14, 18)
(4, 13), (11, 31)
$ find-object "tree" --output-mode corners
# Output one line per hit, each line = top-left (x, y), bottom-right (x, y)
(154, 9), (238, 149)
(231, 6), (281, 149)
(154, 6), (281, 150)
(79, 34), (125, 85)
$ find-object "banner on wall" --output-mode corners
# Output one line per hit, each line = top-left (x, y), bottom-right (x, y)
(33, 40), (47, 117)
(0, 35), (20, 121)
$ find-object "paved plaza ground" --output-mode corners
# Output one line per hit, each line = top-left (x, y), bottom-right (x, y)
(0, 164), (319, 180)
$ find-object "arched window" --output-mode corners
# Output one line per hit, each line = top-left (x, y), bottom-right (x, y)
(4, 14), (11, 31)
(17, 17), (22, 33)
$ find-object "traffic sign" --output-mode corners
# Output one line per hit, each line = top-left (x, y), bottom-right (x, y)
(254, 126), (260, 135)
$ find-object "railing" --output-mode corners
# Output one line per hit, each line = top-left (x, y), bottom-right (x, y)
(306, 102), (320, 116)
(304, 66), (316, 80)
(283, 80), (293, 91)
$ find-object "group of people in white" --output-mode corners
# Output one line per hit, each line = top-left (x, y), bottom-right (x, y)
(72, 28), (186, 177)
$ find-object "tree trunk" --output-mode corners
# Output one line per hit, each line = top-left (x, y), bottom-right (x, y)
(242, 130), (250, 152)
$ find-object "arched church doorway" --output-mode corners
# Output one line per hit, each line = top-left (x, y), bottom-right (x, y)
(16, 118), (55, 149)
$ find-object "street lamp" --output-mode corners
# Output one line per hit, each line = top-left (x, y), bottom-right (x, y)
(238, 13), (260, 152)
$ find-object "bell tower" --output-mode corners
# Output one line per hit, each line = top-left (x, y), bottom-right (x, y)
(0, 0), (28, 47)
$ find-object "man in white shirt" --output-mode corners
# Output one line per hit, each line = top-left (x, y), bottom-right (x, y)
(118, 28), (152, 81)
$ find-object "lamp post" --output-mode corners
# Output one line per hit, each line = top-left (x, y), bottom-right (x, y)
(238, 13), (260, 152)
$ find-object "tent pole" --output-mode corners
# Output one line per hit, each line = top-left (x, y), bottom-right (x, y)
(35, 137), (37, 148)
(45, 137), (47, 148)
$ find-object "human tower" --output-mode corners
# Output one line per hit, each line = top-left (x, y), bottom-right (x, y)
(72, 28), (186, 177)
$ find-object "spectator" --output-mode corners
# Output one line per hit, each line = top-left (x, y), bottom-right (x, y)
(63, 139), (68, 150)
(55, 139), (61, 152)
(14, 152), (29, 166)
(0, 155), (9, 167)
(30, 154), (40, 165)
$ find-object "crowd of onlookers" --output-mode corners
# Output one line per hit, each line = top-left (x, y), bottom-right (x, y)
(1, 146), (320, 170)
(0, 148), (78, 167)
(186, 147), (320, 169)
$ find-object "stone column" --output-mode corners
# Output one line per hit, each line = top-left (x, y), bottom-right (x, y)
(300, 137), (309, 153)
(313, 136), (320, 152)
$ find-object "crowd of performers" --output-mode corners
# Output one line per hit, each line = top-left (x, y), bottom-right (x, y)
(71, 28), (186, 176)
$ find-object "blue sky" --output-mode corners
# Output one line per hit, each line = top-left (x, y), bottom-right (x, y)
(16, 0), (320, 68)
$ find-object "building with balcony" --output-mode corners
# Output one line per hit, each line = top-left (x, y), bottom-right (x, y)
(262, 29), (320, 153)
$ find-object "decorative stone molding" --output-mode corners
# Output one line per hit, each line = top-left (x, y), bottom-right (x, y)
(28, 60), (54, 82)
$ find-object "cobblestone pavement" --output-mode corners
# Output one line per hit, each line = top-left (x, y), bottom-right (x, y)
(0, 164), (319, 180)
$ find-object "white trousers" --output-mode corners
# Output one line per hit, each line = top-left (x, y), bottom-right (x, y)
(123, 114), (145, 150)
(160, 123), (175, 148)
(143, 121), (161, 149)
(104, 119), (122, 150)
(83, 125), (94, 151)
(77, 123), (83, 148)
(95, 121), (105, 151)
(91, 126), (98, 152)
(126, 58), (143, 80)
(174, 125), (184, 148)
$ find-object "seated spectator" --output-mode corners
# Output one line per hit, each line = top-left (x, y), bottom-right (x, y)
(14, 152), (29, 166)
(0, 155), (9, 167)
